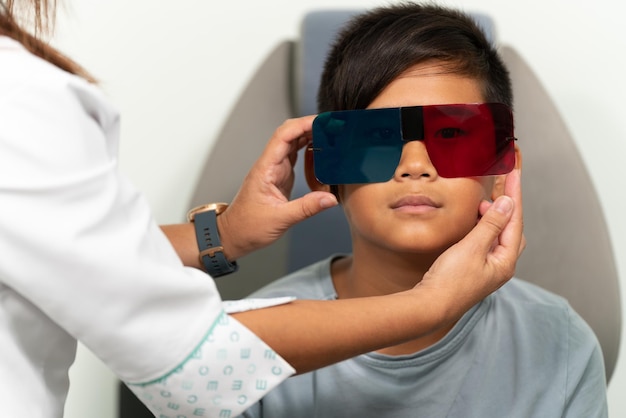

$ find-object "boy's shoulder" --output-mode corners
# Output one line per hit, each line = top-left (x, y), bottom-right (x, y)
(497, 277), (570, 310)
(250, 260), (594, 346)
(494, 278), (597, 344)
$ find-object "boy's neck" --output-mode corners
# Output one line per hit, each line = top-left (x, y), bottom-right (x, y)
(331, 251), (454, 355)
(331, 250), (438, 298)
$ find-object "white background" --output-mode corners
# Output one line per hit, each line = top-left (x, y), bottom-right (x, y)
(51, 0), (626, 417)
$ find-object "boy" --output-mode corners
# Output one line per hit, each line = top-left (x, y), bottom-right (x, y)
(239, 3), (607, 417)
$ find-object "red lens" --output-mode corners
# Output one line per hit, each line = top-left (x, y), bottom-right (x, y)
(422, 103), (515, 177)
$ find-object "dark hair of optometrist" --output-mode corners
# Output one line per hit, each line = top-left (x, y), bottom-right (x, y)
(316, 2), (513, 113)
(0, 0), (96, 82)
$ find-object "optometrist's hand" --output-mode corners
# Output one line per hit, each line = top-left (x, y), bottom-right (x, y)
(218, 116), (339, 261)
(416, 167), (524, 318)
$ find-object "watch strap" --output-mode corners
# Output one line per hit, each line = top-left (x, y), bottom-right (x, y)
(193, 209), (238, 277)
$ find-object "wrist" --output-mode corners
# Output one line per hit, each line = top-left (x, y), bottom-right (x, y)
(216, 205), (264, 261)
(187, 203), (239, 277)
(405, 284), (459, 330)
(160, 223), (203, 269)
(214, 210), (239, 261)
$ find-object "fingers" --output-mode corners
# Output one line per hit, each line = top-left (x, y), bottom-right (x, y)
(243, 115), (318, 203)
(504, 166), (523, 205)
(261, 116), (316, 165)
(494, 168), (524, 258)
(518, 234), (527, 257)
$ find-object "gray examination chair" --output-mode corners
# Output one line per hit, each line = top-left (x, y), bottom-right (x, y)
(119, 9), (621, 418)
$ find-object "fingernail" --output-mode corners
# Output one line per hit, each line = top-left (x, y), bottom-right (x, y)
(493, 196), (513, 214)
(320, 196), (338, 208)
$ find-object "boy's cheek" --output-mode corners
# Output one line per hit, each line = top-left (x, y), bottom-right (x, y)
(475, 200), (492, 224)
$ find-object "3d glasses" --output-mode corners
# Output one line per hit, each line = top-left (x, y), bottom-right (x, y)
(311, 102), (516, 184)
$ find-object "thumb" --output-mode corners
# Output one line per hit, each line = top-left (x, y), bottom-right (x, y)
(469, 196), (514, 251)
(284, 191), (338, 225)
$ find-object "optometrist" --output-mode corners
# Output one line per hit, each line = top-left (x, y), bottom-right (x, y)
(0, 2), (524, 418)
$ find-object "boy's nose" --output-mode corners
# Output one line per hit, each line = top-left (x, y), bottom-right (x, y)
(393, 141), (438, 180)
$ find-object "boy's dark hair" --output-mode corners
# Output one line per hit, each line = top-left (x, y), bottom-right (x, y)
(317, 2), (513, 112)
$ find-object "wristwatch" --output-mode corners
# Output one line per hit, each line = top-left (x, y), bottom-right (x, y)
(187, 202), (238, 277)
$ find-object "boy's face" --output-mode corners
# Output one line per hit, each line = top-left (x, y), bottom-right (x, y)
(309, 63), (509, 255)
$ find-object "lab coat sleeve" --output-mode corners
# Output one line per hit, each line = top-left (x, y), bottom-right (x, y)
(0, 59), (294, 416)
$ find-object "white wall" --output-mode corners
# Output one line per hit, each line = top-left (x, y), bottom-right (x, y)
(52, 0), (626, 416)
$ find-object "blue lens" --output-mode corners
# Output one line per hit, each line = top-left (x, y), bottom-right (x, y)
(312, 108), (404, 184)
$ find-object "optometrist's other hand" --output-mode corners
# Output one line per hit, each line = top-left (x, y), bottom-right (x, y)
(218, 116), (339, 261)
(416, 167), (524, 320)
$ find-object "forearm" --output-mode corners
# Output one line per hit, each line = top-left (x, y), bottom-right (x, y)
(232, 289), (455, 374)
(160, 224), (204, 270)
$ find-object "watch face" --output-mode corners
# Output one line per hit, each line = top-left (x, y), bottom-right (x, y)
(187, 202), (228, 222)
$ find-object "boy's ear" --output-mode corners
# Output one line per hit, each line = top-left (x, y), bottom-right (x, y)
(491, 145), (522, 199)
(304, 147), (332, 192)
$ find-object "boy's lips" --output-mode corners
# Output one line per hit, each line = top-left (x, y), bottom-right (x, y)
(390, 195), (441, 211)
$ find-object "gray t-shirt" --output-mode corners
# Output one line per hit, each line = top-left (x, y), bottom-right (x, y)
(240, 256), (607, 418)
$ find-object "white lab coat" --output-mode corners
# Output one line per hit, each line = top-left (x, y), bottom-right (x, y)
(0, 36), (293, 418)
